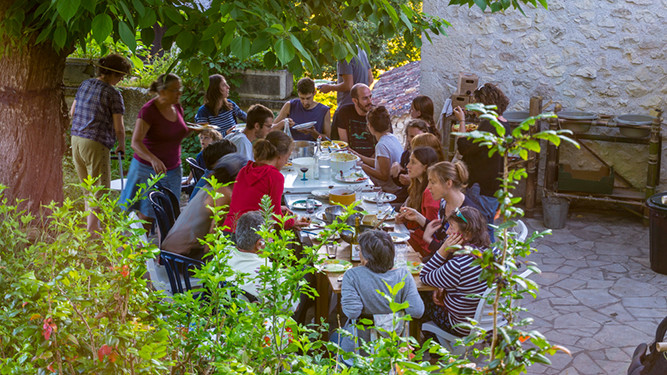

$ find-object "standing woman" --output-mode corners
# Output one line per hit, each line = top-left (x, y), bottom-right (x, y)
(352, 106), (403, 193)
(410, 95), (441, 140)
(119, 73), (189, 225)
(195, 74), (247, 134)
(395, 147), (440, 257)
(70, 53), (132, 232)
(398, 161), (488, 256)
(222, 131), (309, 232)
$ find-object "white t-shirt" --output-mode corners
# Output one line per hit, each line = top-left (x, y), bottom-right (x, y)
(227, 132), (254, 161)
(372, 133), (403, 193)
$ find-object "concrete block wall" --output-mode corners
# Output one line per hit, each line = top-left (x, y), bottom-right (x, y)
(421, 0), (667, 192)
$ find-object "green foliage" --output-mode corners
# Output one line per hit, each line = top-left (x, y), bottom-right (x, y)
(448, 0), (548, 15)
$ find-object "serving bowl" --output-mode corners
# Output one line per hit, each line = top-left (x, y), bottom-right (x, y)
(329, 188), (356, 206)
(329, 152), (359, 174)
(558, 111), (598, 133)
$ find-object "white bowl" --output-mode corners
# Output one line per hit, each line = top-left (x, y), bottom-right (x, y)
(292, 157), (316, 179)
(329, 152), (359, 174)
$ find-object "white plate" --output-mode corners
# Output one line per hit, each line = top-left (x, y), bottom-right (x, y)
(364, 193), (397, 203)
(333, 172), (368, 183)
(390, 232), (410, 243)
(319, 259), (352, 273)
(291, 199), (323, 210)
(186, 123), (220, 131)
(293, 121), (317, 130)
(312, 190), (330, 199)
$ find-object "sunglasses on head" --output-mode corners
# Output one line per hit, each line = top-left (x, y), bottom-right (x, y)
(455, 207), (468, 224)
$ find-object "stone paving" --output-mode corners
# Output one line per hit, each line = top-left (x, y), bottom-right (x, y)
(520, 207), (667, 374)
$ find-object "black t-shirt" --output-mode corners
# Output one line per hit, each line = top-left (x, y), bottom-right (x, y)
(457, 119), (510, 197)
(332, 104), (375, 157)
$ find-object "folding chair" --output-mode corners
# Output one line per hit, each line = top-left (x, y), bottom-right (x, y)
(186, 157), (207, 184)
(148, 191), (175, 247)
(155, 184), (181, 220)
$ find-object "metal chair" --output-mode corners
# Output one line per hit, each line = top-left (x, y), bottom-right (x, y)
(155, 184), (181, 220)
(421, 269), (534, 355)
(159, 250), (204, 295)
(186, 157), (207, 184)
(148, 191), (175, 247)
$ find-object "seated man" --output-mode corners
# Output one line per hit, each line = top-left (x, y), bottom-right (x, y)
(273, 77), (331, 141)
(228, 211), (311, 318)
(189, 139), (237, 200)
(161, 153), (248, 260)
(332, 83), (375, 158)
(226, 104), (273, 161)
(331, 230), (424, 358)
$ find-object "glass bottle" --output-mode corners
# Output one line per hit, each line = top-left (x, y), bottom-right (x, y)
(313, 138), (321, 180)
(351, 216), (361, 262)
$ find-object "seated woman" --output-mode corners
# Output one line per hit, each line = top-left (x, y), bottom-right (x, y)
(390, 119), (429, 202)
(162, 153), (248, 260)
(195, 74), (247, 134)
(411, 133), (445, 162)
(395, 147), (440, 258)
(351, 106), (403, 193)
(398, 161), (490, 256)
(332, 230), (424, 355)
(222, 131), (309, 232)
(453, 83), (511, 225)
(410, 95), (441, 140)
(419, 206), (493, 336)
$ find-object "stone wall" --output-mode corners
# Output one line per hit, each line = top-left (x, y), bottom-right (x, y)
(421, 0), (667, 192)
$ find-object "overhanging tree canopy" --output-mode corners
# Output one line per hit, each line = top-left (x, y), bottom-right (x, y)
(0, 0), (547, 211)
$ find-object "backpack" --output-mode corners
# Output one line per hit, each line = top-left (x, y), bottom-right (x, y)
(627, 316), (667, 375)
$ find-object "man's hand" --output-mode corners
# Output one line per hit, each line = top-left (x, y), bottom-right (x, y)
(318, 84), (333, 93)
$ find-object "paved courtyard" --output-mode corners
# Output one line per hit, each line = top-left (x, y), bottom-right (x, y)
(521, 206), (667, 374)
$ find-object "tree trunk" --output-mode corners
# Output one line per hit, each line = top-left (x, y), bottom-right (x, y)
(0, 38), (69, 212)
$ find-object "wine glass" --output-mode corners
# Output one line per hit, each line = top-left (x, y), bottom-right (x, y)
(306, 199), (315, 214)
(300, 167), (309, 181)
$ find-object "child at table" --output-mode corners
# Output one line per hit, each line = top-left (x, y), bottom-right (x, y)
(419, 206), (494, 336)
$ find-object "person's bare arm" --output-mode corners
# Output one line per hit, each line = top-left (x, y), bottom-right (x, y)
(322, 110), (332, 138)
(367, 69), (374, 86)
(69, 100), (77, 118)
(362, 155), (390, 180)
(319, 74), (353, 93)
(271, 102), (293, 131)
(112, 113), (125, 155)
(131, 118), (166, 174)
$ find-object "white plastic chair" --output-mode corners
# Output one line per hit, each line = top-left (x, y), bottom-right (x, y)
(421, 269), (534, 355)
(512, 219), (528, 242)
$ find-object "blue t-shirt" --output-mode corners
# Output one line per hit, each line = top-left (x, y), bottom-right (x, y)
(337, 47), (371, 106)
(288, 98), (330, 141)
(195, 100), (247, 134)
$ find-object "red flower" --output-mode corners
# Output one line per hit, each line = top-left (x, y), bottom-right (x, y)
(518, 335), (530, 343)
(47, 362), (55, 372)
(120, 265), (129, 278)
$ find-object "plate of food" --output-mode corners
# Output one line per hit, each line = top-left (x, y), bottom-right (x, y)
(389, 232), (410, 243)
(406, 261), (423, 275)
(186, 122), (220, 131)
(293, 121), (317, 130)
(364, 192), (397, 203)
(319, 259), (352, 273)
(291, 199), (323, 210)
(334, 171), (368, 183)
(451, 123), (478, 132)
(321, 140), (348, 150)
(311, 189), (330, 199)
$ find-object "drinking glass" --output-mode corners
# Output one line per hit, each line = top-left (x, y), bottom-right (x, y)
(300, 167), (309, 181)
(306, 199), (315, 214)
(325, 242), (337, 259)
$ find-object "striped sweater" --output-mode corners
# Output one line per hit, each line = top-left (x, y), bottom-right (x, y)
(195, 100), (247, 134)
(419, 251), (488, 335)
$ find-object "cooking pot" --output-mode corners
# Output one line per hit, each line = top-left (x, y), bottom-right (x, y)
(291, 141), (315, 159)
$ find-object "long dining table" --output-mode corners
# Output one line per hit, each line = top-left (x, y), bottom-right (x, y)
(283, 191), (436, 340)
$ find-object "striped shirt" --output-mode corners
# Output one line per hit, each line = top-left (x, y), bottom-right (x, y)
(195, 100), (247, 134)
(419, 251), (489, 336)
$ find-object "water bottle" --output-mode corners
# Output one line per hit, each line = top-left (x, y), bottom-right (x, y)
(283, 118), (292, 138)
(313, 138), (321, 180)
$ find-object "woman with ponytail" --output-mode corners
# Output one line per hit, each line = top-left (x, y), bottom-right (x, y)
(222, 131), (309, 231)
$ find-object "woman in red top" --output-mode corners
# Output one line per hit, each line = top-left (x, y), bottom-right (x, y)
(396, 147), (440, 258)
(222, 131), (309, 232)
